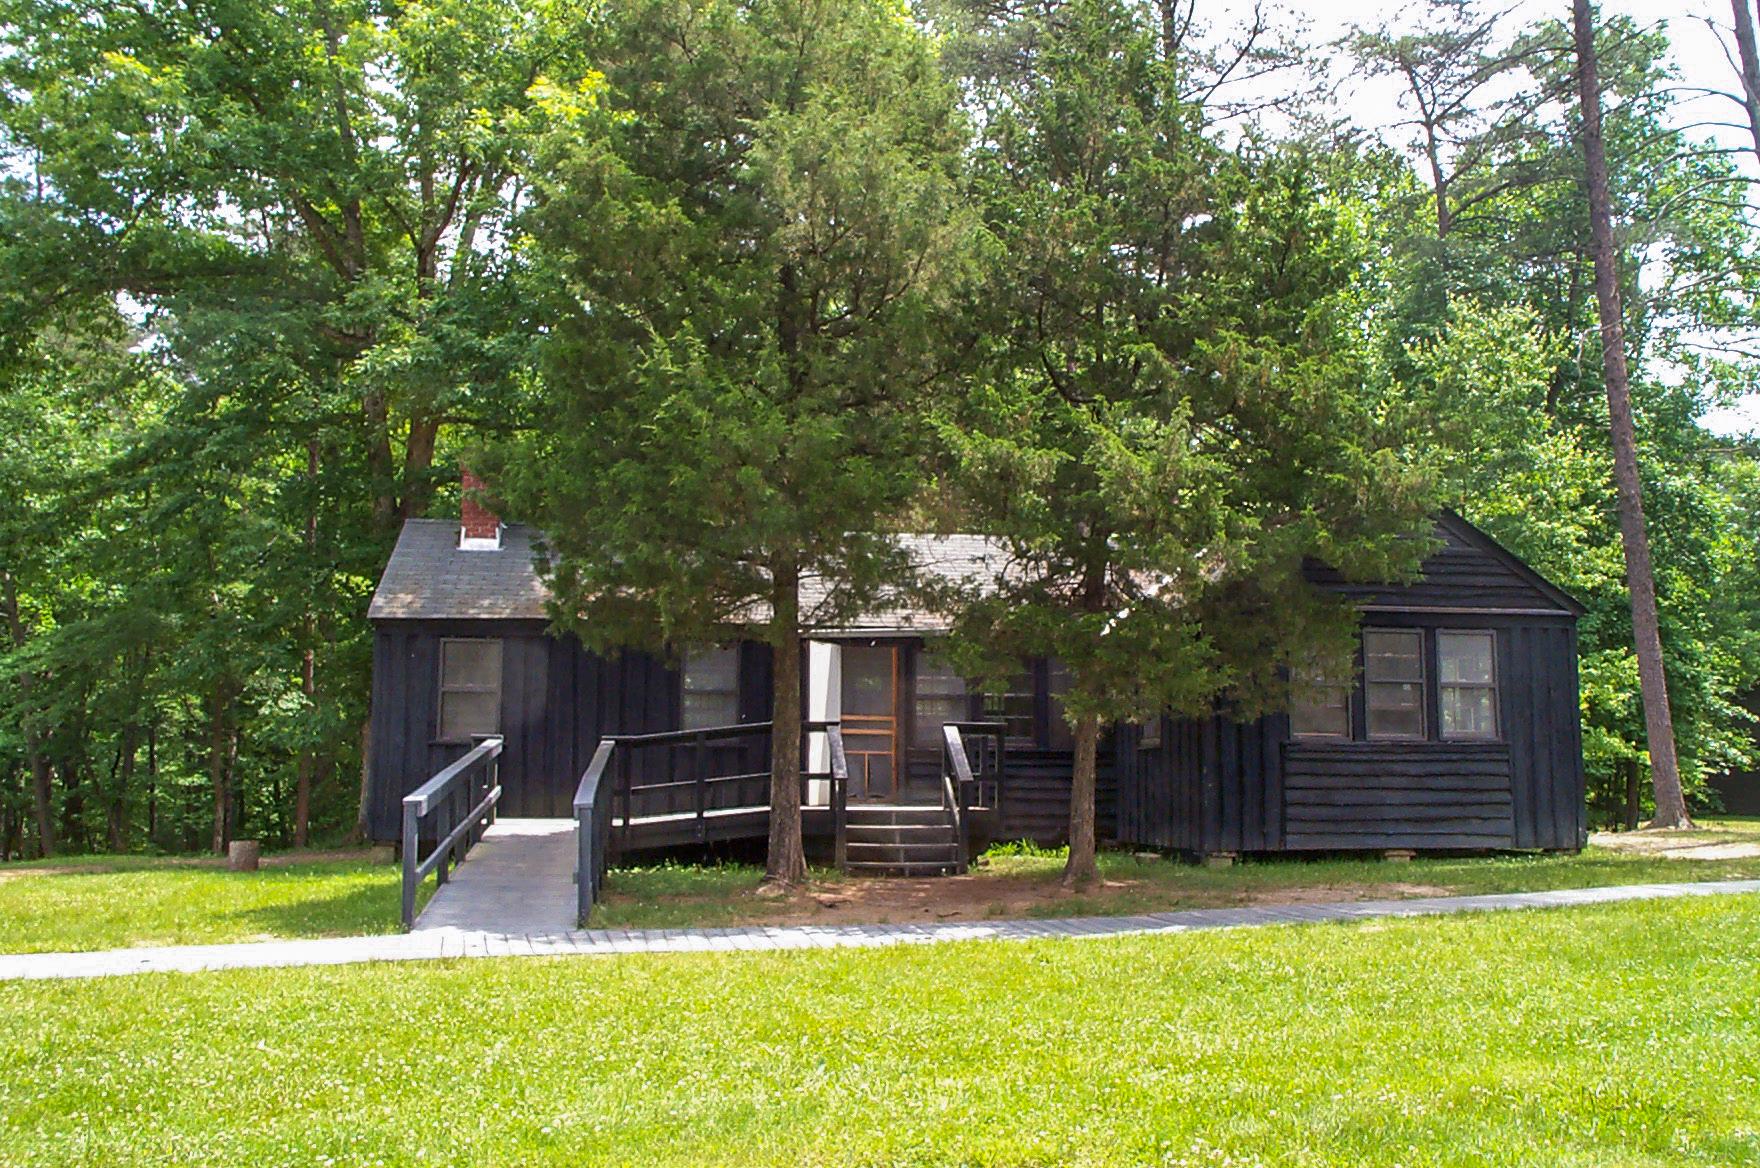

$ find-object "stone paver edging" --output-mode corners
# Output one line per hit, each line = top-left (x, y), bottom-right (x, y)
(3, 879), (1756, 982)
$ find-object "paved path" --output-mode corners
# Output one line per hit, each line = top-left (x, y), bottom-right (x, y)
(2, 879), (1756, 983)
(413, 817), (576, 933)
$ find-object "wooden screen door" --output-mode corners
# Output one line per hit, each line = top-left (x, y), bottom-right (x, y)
(841, 645), (899, 800)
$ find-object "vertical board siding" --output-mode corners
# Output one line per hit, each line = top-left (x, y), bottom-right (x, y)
(366, 621), (677, 841)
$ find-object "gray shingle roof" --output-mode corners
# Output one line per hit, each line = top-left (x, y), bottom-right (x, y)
(367, 520), (551, 621)
(367, 522), (1010, 630)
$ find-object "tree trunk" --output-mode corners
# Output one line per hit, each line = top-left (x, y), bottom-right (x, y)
(3, 572), (54, 857)
(1731, 0), (1760, 159)
(1571, 0), (1691, 830)
(1063, 710), (1101, 888)
(109, 724), (136, 852)
(209, 683), (232, 854)
(295, 437), (320, 849)
(146, 718), (159, 847)
(351, 715), (373, 844)
(1623, 754), (1641, 831)
(765, 556), (807, 886)
(399, 416), (441, 520)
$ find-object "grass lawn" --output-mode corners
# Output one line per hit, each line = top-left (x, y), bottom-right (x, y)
(0, 893), (1755, 1166)
(0, 851), (409, 953)
(589, 817), (1760, 929)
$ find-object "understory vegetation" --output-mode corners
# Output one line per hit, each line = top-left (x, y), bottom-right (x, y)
(1, 895), (1755, 1165)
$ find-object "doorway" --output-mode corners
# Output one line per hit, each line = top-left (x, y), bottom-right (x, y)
(840, 644), (900, 800)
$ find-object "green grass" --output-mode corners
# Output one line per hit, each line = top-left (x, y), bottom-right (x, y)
(0, 853), (409, 953)
(1, 894), (1755, 1165)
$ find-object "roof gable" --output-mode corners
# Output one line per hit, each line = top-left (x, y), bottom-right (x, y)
(1303, 511), (1584, 616)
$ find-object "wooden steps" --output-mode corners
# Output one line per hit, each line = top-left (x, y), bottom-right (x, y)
(844, 803), (962, 876)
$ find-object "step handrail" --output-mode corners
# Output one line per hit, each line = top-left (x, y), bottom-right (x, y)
(574, 738), (617, 926)
(940, 724), (973, 873)
(401, 735), (503, 929)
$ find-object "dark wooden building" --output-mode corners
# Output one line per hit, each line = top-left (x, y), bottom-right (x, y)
(1114, 512), (1586, 855)
(367, 507), (1583, 857)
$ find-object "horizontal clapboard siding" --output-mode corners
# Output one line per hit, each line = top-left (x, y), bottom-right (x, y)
(1302, 514), (1579, 614)
(1282, 743), (1515, 850)
(997, 748), (1115, 846)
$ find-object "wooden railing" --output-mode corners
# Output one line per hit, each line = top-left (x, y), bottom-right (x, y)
(573, 719), (850, 925)
(945, 721), (1006, 812)
(941, 721), (1007, 870)
(401, 736), (503, 930)
(939, 739), (969, 874)
(573, 738), (617, 925)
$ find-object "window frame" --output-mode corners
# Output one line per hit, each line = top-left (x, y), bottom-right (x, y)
(680, 644), (742, 731)
(979, 667), (1037, 746)
(1363, 627), (1427, 742)
(437, 637), (502, 744)
(1437, 629), (1500, 741)
(1289, 660), (1354, 741)
(912, 648), (969, 749)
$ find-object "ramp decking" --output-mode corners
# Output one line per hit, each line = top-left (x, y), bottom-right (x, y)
(413, 818), (577, 934)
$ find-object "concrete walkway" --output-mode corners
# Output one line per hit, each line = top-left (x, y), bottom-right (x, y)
(2, 879), (1756, 983)
(413, 818), (577, 933)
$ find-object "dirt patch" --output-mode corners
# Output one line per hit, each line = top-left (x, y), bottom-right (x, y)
(603, 873), (1457, 928)
(1590, 829), (1760, 861)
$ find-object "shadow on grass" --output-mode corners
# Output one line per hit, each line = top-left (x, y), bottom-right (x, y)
(230, 878), (406, 940)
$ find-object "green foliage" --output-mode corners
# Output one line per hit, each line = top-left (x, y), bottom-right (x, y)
(1344, 7), (1760, 824)
(937, 0), (1436, 737)
(496, 0), (977, 653)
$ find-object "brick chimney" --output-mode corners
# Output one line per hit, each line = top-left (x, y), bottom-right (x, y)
(460, 465), (502, 550)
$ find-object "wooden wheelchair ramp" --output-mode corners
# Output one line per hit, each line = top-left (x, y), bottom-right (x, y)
(413, 818), (577, 934)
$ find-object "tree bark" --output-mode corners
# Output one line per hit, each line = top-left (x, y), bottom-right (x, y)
(209, 682), (233, 853)
(109, 724), (136, 852)
(1063, 710), (1101, 888)
(1730, 0), (1760, 159)
(765, 556), (807, 885)
(1571, 0), (1691, 829)
(350, 715), (373, 845)
(3, 572), (54, 857)
(295, 437), (320, 849)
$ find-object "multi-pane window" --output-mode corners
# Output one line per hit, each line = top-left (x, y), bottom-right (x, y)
(981, 668), (1036, 743)
(438, 638), (501, 742)
(682, 646), (740, 730)
(1047, 658), (1075, 750)
(1290, 658), (1351, 739)
(1439, 631), (1498, 739)
(914, 651), (968, 747)
(1364, 629), (1425, 740)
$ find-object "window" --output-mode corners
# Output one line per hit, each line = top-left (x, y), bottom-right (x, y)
(914, 651), (968, 747)
(1290, 658), (1351, 739)
(438, 639), (501, 742)
(682, 646), (740, 730)
(1047, 658), (1075, 750)
(1439, 630), (1498, 739)
(981, 668), (1036, 743)
(1364, 629), (1425, 740)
